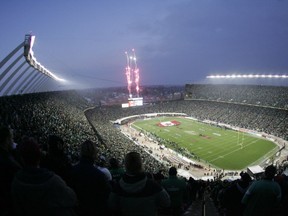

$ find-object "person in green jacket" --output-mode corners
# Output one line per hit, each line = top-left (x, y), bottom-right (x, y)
(161, 166), (188, 216)
(109, 152), (170, 216)
(242, 165), (281, 216)
(109, 157), (125, 182)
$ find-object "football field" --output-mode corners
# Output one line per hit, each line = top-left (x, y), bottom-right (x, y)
(132, 117), (278, 170)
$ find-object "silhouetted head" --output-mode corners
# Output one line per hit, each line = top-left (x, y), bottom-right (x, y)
(265, 165), (277, 179)
(81, 140), (97, 161)
(109, 157), (120, 169)
(240, 172), (252, 182)
(20, 138), (41, 167)
(169, 167), (177, 176)
(48, 135), (64, 154)
(239, 172), (252, 188)
(124, 152), (143, 175)
(0, 126), (13, 151)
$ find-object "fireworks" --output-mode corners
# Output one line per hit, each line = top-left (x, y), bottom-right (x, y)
(125, 49), (140, 98)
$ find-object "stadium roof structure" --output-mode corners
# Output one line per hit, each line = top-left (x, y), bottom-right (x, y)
(0, 34), (67, 97)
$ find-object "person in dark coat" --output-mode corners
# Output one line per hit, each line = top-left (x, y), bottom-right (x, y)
(69, 140), (111, 216)
(41, 135), (71, 182)
(222, 172), (252, 216)
(11, 137), (77, 216)
(0, 126), (22, 216)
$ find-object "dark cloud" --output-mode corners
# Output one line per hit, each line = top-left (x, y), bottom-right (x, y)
(131, 0), (288, 85)
(1, 0), (288, 88)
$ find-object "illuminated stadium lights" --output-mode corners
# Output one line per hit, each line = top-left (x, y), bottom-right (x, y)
(206, 74), (288, 79)
(50, 73), (66, 82)
(24, 34), (66, 82)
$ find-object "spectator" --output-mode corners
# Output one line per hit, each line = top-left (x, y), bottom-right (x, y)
(41, 135), (72, 182)
(161, 166), (188, 216)
(222, 172), (252, 216)
(242, 165), (282, 216)
(11, 138), (77, 216)
(97, 155), (112, 181)
(109, 157), (125, 182)
(109, 151), (170, 216)
(274, 173), (288, 215)
(187, 177), (199, 201)
(69, 140), (111, 216)
(154, 169), (165, 184)
(0, 126), (22, 216)
(1, 86), (288, 216)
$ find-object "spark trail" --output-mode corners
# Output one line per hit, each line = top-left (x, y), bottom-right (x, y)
(125, 49), (140, 98)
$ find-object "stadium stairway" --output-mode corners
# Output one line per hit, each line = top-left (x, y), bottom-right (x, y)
(182, 200), (202, 216)
(182, 193), (220, 216)
(202, 194), (220, 216)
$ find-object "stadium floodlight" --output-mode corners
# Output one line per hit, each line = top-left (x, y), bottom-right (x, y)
(206, 74), (288, 79)
(50, 72), (66, 82)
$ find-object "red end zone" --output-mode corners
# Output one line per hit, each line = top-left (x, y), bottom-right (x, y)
(157, 120), (181, 127)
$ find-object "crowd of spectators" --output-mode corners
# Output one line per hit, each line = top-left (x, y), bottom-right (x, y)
(0, 125), (200, 216)
(0, 91), (96, 162)
(87, 99), (287, 142)
(0, 84), (288, 215)
(209, 166), (288, 216)
(185, 84), (288, 110)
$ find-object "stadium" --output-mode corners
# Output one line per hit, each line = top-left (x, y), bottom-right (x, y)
(88, 84), (288, 178)
(1, 84), (288, 176)
(1, 35), (288, 215)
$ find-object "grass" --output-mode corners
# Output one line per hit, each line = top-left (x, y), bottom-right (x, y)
(132, 117), (278, 170)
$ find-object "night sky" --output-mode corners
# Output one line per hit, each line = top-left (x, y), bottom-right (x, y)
(1, 0), (288, 89)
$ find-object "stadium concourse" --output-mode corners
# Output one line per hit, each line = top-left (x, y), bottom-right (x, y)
(1, 84), (288, 215)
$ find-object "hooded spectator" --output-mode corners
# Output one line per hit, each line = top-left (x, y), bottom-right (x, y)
(109, 151), (170, 216)
(11, 138), (77, 216)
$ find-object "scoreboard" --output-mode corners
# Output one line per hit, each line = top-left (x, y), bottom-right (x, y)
(122, 97), (143, 108)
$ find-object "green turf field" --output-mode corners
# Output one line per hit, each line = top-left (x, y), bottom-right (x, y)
(132, 117), (278, 170)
